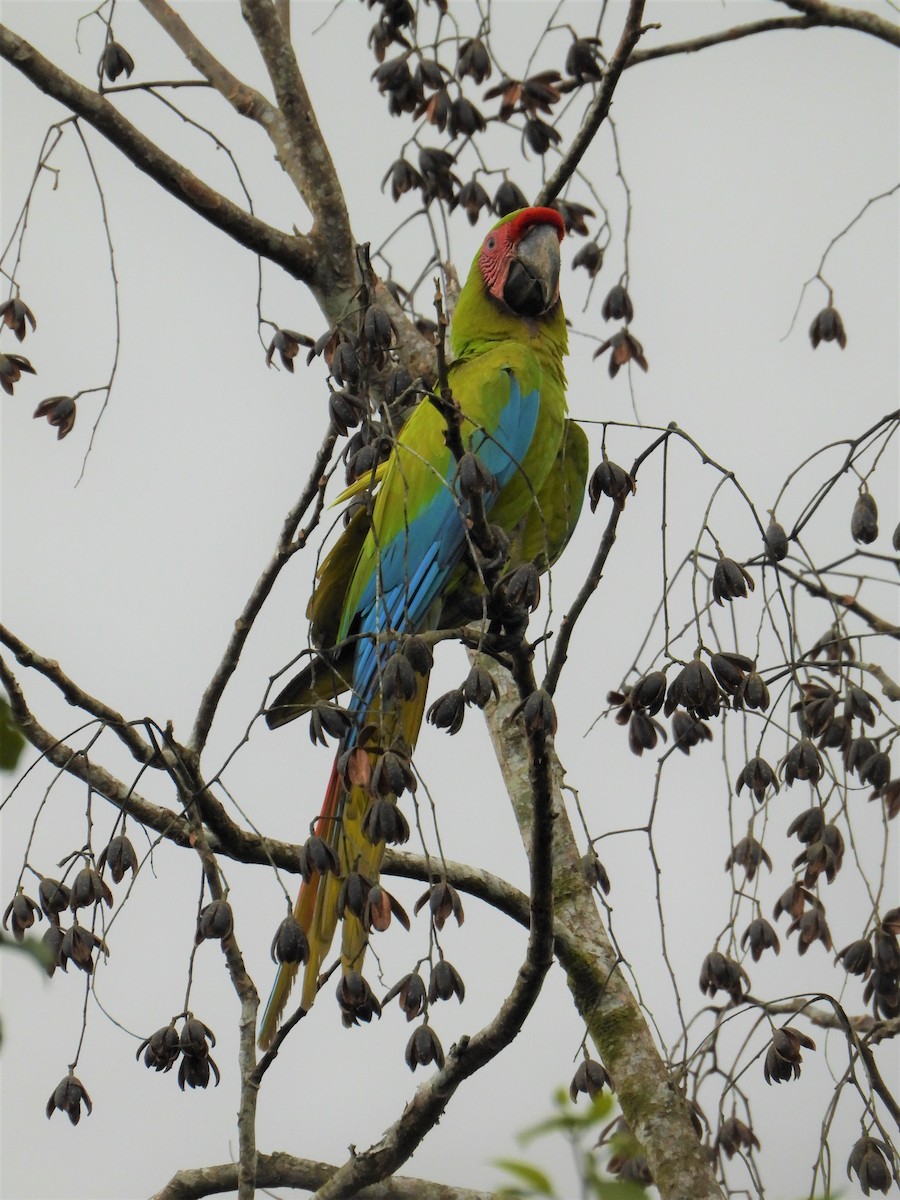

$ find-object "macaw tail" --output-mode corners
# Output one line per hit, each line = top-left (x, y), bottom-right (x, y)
(258, 676), (428, 1048)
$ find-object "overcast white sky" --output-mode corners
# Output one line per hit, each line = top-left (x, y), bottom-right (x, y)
(1, 2), (898, 1198)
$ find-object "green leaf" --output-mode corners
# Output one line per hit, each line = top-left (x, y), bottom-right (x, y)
(0, 696), (25, 772)
(595, 1182), (651, 1200)
(493, 1158), (557, 1197)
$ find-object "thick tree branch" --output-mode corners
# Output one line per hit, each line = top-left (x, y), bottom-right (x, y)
(0, 22), (316, 281)
(780, 0), (900, 46)
(478, 658), (726, 1200)
(239, 0), (357, 314)
(151, 1153), (495, 1200)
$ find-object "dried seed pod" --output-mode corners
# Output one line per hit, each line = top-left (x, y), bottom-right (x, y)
(493, 178), (529, 217)
(628, 709), (665, 756)
(593, 329), (648, 377)
(58, 924), (104, 974)
(712, 558), (755, 605)
(180, 1017), (216, 1057)
(572, 242), (604, 277)
(298, 835), (341, 882)
(764, 520), (789, 562)
(524, 116), (562, 155)
(565, 36), (603, 82)
(521, 689), (557, 736)
(362, 797), (411, 845)
(569, 1057), (611, 1101)
(836, 937), (873, 977)
(809, 305), (846, 349)
(457, 451), (498, 499)
(97, 835), (138, 883)
(787, 807), (825, 844)
(428, 958), (465, 1003)
(2, 891), (42, 941)
(601, 283), (634, 323)
(738, 672), (770, 711)
(763, 1026), (815, 1084)
(0, 352), (36, 395)
(308, 702), (351, 747)
(735, 756), (778, 803)
(582, 850), (610, 894)
(725, 836), (772, 881)
(851, 492), (879, 544)
(847, 1136), (892, 1196)
(858, 750), (891, 790)
(716, 1115), (760, 1159)
(779, 737), (824, 786)
(69, 867), (113, 912)
(33, 395), (76, 439)
(462, 664), (495, 709)
(671, 710), (713, 754)
(381, 652), (418, 704)
(329, 390), (368, 436)
(270, 914), (309, 965)
(265, 328), (306, 371)
(741, 918), (780, 962)
(364, 884), (409, 934)
(426, 689), (466, 735)
(589, 459), (635, 512)
(196, 899), (233, 944)
(336, 970), (381, 1027)
(448, 99), (487, 141)
(710, 653), (746, 696)
(383, 971), (427, 1021)
(666, 659), (720, 719)
(178, 1052), (221, 1090)
(46, 1073), (92, 1124)
(0, 296), (36, 341)
(38, 877), (71, 921)
(787, 906), (832, 954)
(41, 924), (64, 976)
(699, 950), (749, 1002)
(456, 37), (491, 85)
(414, 880), (464, 930)
(137, 1023), (181, 1072)
(632, 670), (667, 714)
(405, 1022), (444, 1070)
(99, 41), (134, 82)
(400, 635), (432, 677)
(338, 872), (371, 922)
(382, 157), (423, 202)
(773, 883), (819, 923)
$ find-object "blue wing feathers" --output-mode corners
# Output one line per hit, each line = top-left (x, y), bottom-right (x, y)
(348, 372), (539, 726)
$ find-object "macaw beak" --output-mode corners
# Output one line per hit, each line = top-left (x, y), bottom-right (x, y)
(502, 221), (561, 317)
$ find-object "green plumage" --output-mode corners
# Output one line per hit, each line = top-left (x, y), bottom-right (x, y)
(259, 209), (584, 1046)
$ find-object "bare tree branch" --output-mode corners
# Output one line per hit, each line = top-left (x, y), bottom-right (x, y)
(478, 657), (727, 1200)
(0, 22), (316, 282)
(151, 1152), (496, 1200)
(780, 0), (900, 47)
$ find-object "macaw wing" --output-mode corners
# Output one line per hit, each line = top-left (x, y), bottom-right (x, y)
(513, 418), (588, 570)
(342, 362), (542, 711)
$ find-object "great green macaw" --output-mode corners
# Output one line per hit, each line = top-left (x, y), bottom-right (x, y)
(258, 207), (586, 1048)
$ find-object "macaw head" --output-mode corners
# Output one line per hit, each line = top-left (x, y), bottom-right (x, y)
(452, 206), (566, 355)
(477, 207), (565, 318)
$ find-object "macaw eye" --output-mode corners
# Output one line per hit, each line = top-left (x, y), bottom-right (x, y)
(486, 236), (496, 250)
